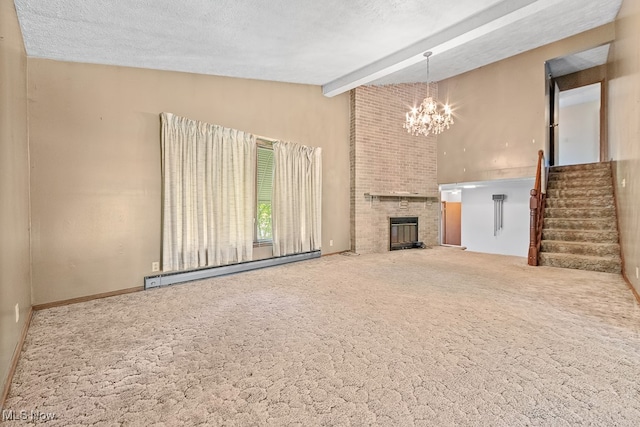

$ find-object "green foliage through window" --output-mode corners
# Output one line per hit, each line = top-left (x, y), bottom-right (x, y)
(257, 202), (272, 240)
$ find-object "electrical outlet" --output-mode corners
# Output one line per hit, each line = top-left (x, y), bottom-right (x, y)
(622, 178), (626, 188)
(152, 261), (160, 272)
(15, 303), (19, 323)
(636, 266), (639, 279)
(330, 239), (333, 247)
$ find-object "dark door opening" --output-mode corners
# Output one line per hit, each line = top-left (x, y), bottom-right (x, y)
(546, 65), (559, 167)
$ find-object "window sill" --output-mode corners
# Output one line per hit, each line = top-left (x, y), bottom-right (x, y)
(253, 241), (273, 248)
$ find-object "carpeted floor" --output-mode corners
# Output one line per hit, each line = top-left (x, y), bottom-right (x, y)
(5, 247), (640, 426)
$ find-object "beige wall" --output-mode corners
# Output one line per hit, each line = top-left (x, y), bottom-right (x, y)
(0, 0), (31, 400)
(437, 24), (614, 184)
(28, 59), (350, 305)
(609, 0), (640, 294)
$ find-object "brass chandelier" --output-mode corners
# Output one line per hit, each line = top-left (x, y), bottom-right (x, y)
(403, 52), (454, 136)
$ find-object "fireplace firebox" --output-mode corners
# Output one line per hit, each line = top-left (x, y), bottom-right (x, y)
(389, 217), (421, 250)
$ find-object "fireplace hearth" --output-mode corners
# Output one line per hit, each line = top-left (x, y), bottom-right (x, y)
(389, 217), (421, 250)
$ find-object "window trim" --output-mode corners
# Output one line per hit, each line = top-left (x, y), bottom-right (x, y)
(255, 139), (275, 244)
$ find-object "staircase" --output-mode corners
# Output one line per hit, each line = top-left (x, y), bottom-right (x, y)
(538, 162), (622, 273)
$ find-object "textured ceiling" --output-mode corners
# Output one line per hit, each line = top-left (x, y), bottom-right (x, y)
(14, 0), (622, 96)
(547, 44), (611, 78)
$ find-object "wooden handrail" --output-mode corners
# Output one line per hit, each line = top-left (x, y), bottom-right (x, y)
(528, 150), (547, 266)
(533, 150), (543, 192)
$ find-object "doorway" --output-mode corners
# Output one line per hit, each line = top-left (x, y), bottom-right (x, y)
(545, 44), (610, 166)
(557, 83), (601, 165)
(443, 202), (461, 246)
(441, 191), (461, 246)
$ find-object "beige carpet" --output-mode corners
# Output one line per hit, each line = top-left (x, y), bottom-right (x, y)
(5, 247), (640, 426)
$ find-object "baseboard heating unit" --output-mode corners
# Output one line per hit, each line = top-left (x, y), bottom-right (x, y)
(144, 250), (320, 289)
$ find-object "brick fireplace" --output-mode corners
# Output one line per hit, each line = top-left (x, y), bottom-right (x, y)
(350, 84), (439, 254)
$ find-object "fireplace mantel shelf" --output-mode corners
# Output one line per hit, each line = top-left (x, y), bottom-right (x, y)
(364, 192), (438, 208)
(364, 192), (438, 201)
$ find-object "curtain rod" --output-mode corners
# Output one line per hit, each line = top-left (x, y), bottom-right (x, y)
(255, 135), (277, 145)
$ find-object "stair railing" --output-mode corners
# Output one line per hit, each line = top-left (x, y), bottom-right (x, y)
(528, 150), (548, 266)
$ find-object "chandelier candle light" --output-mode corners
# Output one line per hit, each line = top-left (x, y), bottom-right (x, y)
(404, 52), (454, 136)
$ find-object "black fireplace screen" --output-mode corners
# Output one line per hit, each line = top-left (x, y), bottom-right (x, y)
(389, 217), (419, 250)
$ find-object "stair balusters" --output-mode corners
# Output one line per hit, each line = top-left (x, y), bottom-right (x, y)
(528, 150), (547, 266)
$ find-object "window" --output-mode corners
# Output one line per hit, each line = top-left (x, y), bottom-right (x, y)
(256, 145), (274, 242)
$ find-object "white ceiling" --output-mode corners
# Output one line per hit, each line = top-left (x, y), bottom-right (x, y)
(14, 0), (622, 97)
(547, 44), (611, 78)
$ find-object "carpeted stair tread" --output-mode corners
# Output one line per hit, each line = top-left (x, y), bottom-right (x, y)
(550, 163), (611, 172)
(540, 240), (620, 257)
(547, 178), (613, 190)
(548, 173), (611, 183)
(544, 218), (618, 230)
(545, 197), (614, 209)
(542, 229), (619, 243)
(548, 169), (611, 181)
(544, 206), (616, 219)
(538, 252), (621, 274)
(546, 187), (613, 198)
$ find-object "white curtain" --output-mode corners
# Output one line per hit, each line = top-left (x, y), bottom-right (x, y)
(161, 112), (255, 272)
(272, 141), (322, 256)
